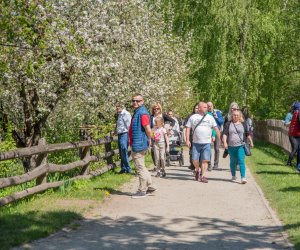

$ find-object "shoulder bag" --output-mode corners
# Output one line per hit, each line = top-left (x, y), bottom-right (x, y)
(191, 114), (207, 139)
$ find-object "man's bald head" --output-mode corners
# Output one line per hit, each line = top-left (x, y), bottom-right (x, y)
(198, 102), (208, 115)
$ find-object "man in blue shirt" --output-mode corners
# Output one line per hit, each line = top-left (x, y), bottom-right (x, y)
(207, 102), (224, 170)
(115, 103), (132, 174)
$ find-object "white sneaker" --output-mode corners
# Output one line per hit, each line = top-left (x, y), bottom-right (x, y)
(231, 176), (237, 181)
(131, 191), (147, 199)
(241, 178), (247, 184)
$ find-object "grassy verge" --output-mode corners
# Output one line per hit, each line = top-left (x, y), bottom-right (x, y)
(246, 141), (300, 249)
(0, 154), (153, 250)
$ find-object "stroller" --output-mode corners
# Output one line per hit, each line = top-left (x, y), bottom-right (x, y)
(166, 127), (184, 167)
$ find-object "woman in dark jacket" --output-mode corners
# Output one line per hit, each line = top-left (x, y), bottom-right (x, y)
(150, 102), (175, 128)
(223, 110), (254, 184)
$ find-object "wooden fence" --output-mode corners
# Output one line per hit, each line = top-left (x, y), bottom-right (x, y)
(254, 119), (291, 152)
(0, 134), (125, 207)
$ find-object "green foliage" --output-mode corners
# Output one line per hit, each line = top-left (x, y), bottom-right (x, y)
(162, 0), (300, 118)
(0, 122), (23, 178)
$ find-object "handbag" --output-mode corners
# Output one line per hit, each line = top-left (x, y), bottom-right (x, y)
(243, 142), (251, 156)
(232, 122), (251, 156)
(223, 148), (229, 158)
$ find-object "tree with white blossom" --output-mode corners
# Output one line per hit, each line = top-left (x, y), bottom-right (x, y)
(0, 0), (190, 171)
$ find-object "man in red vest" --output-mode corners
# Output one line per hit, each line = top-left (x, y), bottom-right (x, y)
(288, 102), (300, 171)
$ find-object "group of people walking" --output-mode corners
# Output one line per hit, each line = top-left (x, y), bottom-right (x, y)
(184, 101), (253, 184)
(115, 94), (256, 199)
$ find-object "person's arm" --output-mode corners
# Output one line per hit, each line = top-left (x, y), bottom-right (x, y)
(141, 114), (152, 147)
(213, 126), (220, 140)
(185, 127), (191, 148)
(164, 131), (169, 151)
(247, 135), (254, 147)
(215, 111), (224, 126)
(211, 116), (221, 140)
(124, 113), (132, 130)
(183, 127), (187, 143)
(223, 134), (228, 149)
(144, 124), (152, 147)
(242, 122), (253, 147)
(222, 122), (230, 144)
(284, 113), (292, 127)
(211, 129), (216, 142)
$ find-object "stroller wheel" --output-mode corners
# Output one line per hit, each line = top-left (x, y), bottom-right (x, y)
(179, 156), (184, 167)
(166, 158), (170, 167)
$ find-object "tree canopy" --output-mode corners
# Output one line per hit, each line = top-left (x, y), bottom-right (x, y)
(0, 0), (299, 154)
(0, 0), (191, 150)
(162, 0), (300, 118)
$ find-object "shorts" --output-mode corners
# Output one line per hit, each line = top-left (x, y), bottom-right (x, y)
(192, 143), (211, 161)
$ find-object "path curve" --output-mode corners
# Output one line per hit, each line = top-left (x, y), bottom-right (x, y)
(16, 148), (291, 250)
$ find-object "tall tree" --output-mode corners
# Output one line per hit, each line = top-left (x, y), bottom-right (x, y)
(0, 0), (190, 171)
(162, 0), (300, 118)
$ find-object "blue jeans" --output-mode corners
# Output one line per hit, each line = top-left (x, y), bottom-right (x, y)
(228, 145), (246, 178)
(192, 143), (211, 161)
(296, 137), (300, 169)
(118, 133), (131, 172)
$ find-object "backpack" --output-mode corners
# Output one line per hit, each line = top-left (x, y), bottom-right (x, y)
(293, 102), (300, 112)
(292, 102), (300, 124)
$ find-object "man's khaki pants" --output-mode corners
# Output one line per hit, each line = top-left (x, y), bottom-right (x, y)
(132, 150), (155, 192)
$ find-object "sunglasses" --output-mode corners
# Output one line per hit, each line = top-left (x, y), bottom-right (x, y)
(153, 108), (160, 111)
(231, 108), (239, 111)
(132, 99), (142, 103)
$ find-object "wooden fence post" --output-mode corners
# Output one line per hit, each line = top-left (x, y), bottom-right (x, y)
(36, 138), (48, 185)
(79, 126), (91, 175)
(80, 146), (91, 175)
(105, 136), (113, 166)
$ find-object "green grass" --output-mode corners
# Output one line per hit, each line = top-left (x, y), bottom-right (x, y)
(0, 154), (153, 249)
(247, 141), (300, 249)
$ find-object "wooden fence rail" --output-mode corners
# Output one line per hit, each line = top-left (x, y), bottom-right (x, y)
(254, 119), (291, 152)
(0, 135), (126, 207)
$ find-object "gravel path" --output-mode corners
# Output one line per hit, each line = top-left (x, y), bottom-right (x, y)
(16, 148), (292, 250)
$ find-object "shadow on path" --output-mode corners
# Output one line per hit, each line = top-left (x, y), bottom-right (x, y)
(94, 187), (132, 197)
(31, 215), (284, 250)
